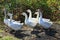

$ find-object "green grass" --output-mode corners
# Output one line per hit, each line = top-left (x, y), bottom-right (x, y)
(1, 36), (19, 40)
(0, 35), (20, 40)
(58, 21), (60, 24)
(0, 29), (20, 40)
(0, 30), (4, 33)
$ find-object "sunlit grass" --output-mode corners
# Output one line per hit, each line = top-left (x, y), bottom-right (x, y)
(0, 29), (20, 40)
(58, 21), (60, 24)
(0, 36), (20, 40)
(0, 30), (4, 33)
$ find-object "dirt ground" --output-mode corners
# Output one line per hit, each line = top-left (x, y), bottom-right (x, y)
(0, 21), (60, 40)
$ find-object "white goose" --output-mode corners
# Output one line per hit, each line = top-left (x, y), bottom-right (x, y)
(38, 9), (53, 29)
(3, 8), (11, 25)
(34, 11), (50, 22)
(26, 9), (38, 27)
(22, 12), (37, 27)
(3, 8), (24, 30)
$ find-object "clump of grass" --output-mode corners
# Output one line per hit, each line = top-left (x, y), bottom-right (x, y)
(0, 36), (20, 40)
(0, 30), (4, 33)
(0, 29), (20, 40)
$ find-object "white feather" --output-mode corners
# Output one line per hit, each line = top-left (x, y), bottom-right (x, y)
(38, 9), (53, 29)
(34, 11), (50, 22)
(3, 9), (23, 30)
(26, 9), (38, 27)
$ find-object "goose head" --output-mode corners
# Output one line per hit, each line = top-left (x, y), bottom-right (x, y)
(3, 8), (6, 14)
(7, 13), (13, 21)
(22, 12), (27, 16)
(37, 9), (42, 17)
(26, 9), (31, 13)
(26, 9), (32, 19)
(34, 11), (39, 19)
(7, 13), (13, 17)
(34, 12), (39, 15)
(37, 9), (42, 21)
(3, 8), (7, 19)
(22, 12), (28, 24)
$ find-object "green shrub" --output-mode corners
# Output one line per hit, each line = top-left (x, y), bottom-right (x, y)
(0, 0), (60, 21)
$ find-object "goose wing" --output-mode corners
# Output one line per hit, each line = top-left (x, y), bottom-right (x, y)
(40, 20), (53, 28)
(8, 21), (23, 30)
(42, 18), (50, 22)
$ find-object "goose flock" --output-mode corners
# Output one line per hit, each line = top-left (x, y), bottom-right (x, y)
(3, 8), (53, 31)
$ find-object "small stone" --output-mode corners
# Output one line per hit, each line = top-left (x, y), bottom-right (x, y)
(23, 36), (30, 40)
(55, 33), (60, 39)
(0, 35), (3, 38)
(38, 32), (45, 37)
(31, 34), (36, 38)
(0, 33), (3, 38)
(22, 26), (33, 31)
(24, 30), (31, 35)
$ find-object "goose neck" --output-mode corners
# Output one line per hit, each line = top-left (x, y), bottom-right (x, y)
(36, 12), (39, 19)
(10, 15), (12, 22)
(23, 13), (28, 23)
(39, 12), (42, 20)
(4, 9), (7, 19)
(29, 11), (32, 19)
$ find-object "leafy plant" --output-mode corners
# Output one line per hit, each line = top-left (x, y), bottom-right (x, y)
(0, 0), (60, 21)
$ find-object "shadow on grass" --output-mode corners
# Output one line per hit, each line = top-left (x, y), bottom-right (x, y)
(31, 26), (43, 38)
(9, 30), (30, 39)
(44, 28), (57, 36)
(9, 25), (58, 39)
(31, 25), (57, 38)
